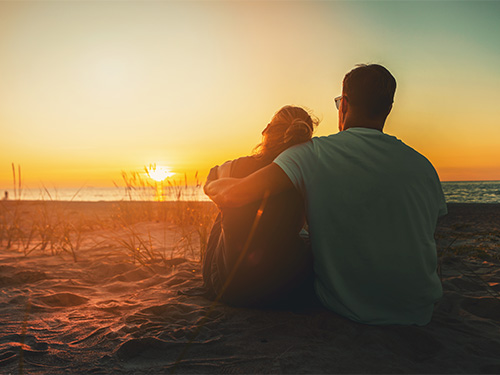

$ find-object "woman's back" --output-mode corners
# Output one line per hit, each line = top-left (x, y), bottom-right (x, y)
(203, 105), (319, 307)
(203, 156), (311, 307)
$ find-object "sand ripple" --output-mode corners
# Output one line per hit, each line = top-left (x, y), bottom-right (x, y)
(0, 203), (499, 373)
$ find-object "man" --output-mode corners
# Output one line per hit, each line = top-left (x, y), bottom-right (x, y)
(205, 64), (447, 325)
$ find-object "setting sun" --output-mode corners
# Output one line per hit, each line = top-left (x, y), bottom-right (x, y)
(146, 164), (174, 182)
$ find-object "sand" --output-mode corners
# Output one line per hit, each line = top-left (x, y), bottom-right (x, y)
(1, 201), (499, 374)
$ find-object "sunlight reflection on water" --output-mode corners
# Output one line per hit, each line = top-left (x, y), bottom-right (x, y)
(441, 181), (500, 203)
(1, 185), (210, 202)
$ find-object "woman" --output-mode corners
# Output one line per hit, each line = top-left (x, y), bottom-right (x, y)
(203, 105), (319, 307)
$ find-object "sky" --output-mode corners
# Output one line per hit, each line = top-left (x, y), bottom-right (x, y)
(1, 0), (499, 188)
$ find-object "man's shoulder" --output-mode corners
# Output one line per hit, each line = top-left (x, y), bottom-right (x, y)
(380, 133), (442, 180)
(386, 135), (434, 164)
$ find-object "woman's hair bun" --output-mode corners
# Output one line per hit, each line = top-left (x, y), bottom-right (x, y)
(284, 118), (313, 144)
(254, 105), (320, 161)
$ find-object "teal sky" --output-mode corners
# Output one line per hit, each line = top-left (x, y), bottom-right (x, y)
(0, 1), (499, 186)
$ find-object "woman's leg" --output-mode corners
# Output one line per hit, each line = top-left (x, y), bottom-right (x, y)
(202, 212), (223, 299)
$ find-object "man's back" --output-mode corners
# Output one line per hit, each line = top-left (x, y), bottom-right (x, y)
(275, 127), (447, 325)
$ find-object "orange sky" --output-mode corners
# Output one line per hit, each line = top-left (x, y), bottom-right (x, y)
(1, 1), (499, 189)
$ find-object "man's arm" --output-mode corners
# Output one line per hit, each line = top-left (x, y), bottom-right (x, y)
(204, 162), (294, 208)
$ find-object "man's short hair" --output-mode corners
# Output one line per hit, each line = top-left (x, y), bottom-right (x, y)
(342, 64), (396, 119)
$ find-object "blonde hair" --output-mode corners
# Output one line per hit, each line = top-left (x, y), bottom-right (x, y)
(254, 105), (319, 162)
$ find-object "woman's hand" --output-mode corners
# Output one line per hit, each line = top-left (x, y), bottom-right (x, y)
(204, 178), (239, 207)
(205, 165), (219, 184)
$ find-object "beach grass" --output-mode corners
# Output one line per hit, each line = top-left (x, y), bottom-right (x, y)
(0, 166), (218, 266)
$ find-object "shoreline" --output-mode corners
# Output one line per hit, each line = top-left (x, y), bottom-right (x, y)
(3, 200), (499, 205)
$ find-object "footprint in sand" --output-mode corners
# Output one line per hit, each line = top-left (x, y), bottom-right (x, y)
(39, 293), (89, 307)
(0, 270), (47, 287)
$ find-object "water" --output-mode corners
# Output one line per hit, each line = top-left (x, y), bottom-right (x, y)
(441, 181), (500, 204)
(1, 181), (499, 203)
(0, 185), (210, 202)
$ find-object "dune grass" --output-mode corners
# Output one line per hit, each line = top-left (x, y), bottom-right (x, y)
(0, 166), (218, 267)
(110, 170), (217, 264)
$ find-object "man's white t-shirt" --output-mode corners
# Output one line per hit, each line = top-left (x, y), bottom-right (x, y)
(274, 127), (447, 325)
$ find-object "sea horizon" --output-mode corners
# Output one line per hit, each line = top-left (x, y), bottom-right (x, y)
(1, 180), (499, 204)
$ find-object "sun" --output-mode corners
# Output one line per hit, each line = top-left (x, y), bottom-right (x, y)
(146, 164), (175, 182)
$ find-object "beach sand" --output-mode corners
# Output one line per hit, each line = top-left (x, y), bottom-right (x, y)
(1, 201), (499, 374)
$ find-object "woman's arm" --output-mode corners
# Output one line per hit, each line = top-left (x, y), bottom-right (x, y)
(204, 162), (294, 208)
(205, 160), (234, 185)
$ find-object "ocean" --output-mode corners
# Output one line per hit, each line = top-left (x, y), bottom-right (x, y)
(440, 181), (500, 204)
(0, 185), (210, 202)
(1, 181), (499, 204)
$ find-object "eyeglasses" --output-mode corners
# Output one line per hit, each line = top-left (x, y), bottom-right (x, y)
(334, 96), (342, 110)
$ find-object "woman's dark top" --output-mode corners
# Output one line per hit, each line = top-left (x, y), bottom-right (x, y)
(202, 156), (313, 307)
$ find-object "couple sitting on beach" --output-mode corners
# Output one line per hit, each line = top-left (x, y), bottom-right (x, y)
(203, 64), (447, 326)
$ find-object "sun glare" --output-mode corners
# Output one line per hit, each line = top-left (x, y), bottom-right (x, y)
(146, 165), (174, 182)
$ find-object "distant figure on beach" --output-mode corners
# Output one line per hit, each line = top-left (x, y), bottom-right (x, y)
(205, 64), (447, 325)
(2, 191), (8, 200)
(203, 105), (319, 307)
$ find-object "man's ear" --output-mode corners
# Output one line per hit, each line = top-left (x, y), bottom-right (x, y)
(341, 96), (349, 115)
